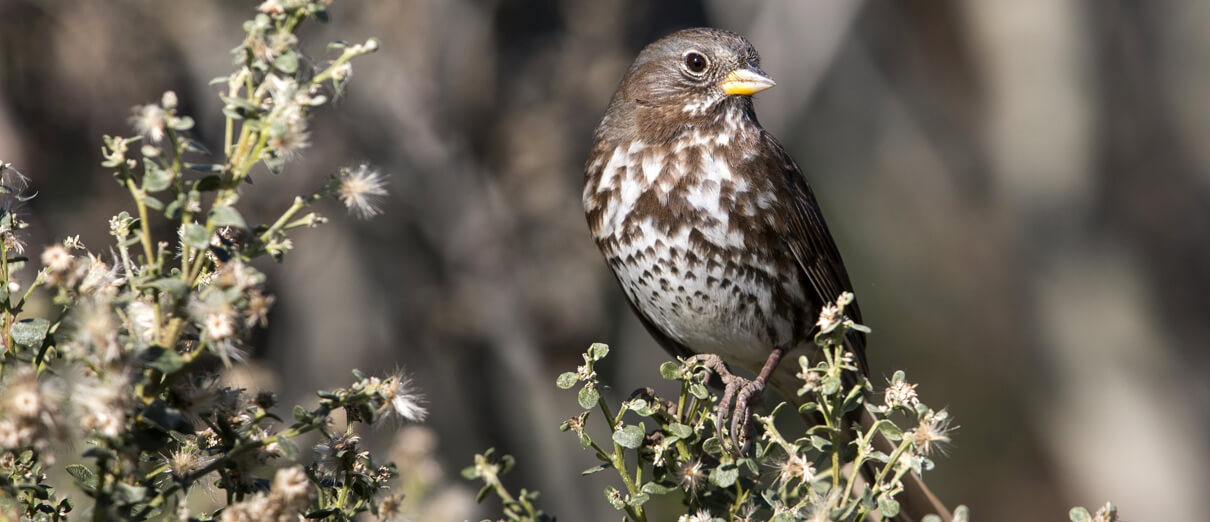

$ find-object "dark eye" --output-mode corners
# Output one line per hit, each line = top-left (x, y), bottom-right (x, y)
(683, 51), (708, 74)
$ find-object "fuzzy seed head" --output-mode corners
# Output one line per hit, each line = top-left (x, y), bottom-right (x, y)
(337, 164), (388, 219)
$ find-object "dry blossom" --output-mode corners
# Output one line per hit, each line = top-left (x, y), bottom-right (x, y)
(676, 459), (706, 492)
(909, 409), (954, 457)
(130, 104), (167, 143)
(0, 5), (428, 520)
(776, 451), (816, 486)
(338, 164), (389, 219)
(884, 378), (920, 410)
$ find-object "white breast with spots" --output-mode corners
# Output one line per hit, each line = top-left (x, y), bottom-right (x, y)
(589, 141), (794, 368)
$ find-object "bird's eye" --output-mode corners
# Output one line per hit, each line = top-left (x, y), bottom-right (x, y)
(683, 51), (709, 75)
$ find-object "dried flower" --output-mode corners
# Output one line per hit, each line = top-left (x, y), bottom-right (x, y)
(676, 459), (706, 492)
(166, 446), (216, 479)
(379, 372), (427, 422)
(314, 433), (362, 476)
(776, 451), (815, 486)
(377, 493), (405, 520)
(75, 376), (127, 439)
(678, 509), (715, 522)
(244, 289), (275, 328)
(816, 302), (841, 331)
(884, 378), (920, 410)
(908, 409), (954, 457)
(257, 0), (285, 16)
(337, 164), (388, 219)
(126, 299), (157, 345)
(41, 244), (73, 276)
(75, 253), (119, 295)
(69, 298), (121, 362)
(271, 466), (313, 507)
(130, 104), (167, 142)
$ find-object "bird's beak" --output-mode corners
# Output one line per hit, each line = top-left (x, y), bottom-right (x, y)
(718, 66), (776, 96)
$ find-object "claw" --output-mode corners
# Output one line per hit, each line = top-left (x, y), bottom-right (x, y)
(686, 347), (788, 454)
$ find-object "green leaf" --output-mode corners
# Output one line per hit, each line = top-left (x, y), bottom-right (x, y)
(666, 423), (694, 440)
(1068, 508), (1092, 522)
(460, 464), (481, 480)
(879, 495), (900, 518)
(82, 447), (116, 460)
(689, 383), (709, 400)
(499, 454), (515, 474)
(185, 163), (224, 173)
(272, 50), (299, 73)
(11, 318), (50, 350)
(65, 465), (94, 484)
(184, 139), (211, 155)
(143, 162), (173, 192)
(182, 223), (210, 250)
(876, 419), (904, 440)
(112, 482), (147, 504)
(628, 493), (650, 507)
(581, 463), (611, 476)
(659, 361), (680, 380)
(144, 278), (188, 300)
(640, 482), (674, 496)
(577, 385), (600, 410)
(612, 424), (644, 449)
(556, 372), (578, 389)
(220, 95), (260, 119)
(702, 437), (723, 455)
(209, 205), (247, 229)
(194, 176), (222, 192)
(263, 152), (285, 174)
(603, 486), (625, 510)
(143, 400), (193, 434)
(141, 195), (165, 211)
(277, 436), (300, 460)
(171, 115), (195, 131)
(627, 398), (652, 416)
(820, 374), (841, 396)
(587, 342), (609, 361)
(164, 194), (186, 220)
(139, 346), (186, 374)
(709, 464), (738, 488)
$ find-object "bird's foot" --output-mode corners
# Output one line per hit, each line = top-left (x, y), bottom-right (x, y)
(687, 349), (787, 454)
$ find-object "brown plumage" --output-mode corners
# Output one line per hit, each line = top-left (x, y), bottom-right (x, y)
(584, 28), (864, 374)
(583, 27), (948, 521)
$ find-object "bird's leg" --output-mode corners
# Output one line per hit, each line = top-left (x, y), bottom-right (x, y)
(731, 346), (787, 453)
(685, 353), (739, 423)
(687, 346), (788, 454)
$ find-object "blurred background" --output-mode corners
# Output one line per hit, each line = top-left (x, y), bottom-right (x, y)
(2, 0), (1209, 520)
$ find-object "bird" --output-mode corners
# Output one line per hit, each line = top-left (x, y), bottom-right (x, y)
(582, 27), (949, 520)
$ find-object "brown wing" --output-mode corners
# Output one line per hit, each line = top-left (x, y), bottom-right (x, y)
(763, 132), (869, 375)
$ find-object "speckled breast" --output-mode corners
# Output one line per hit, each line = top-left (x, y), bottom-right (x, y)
(583, 132), (809, 368)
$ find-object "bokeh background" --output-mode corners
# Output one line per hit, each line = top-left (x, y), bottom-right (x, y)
(3, 0), (1209, 520)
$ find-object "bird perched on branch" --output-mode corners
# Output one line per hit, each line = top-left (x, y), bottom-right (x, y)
(582, 27), (949, 521)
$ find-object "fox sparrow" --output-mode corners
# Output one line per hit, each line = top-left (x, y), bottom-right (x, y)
(584, 27), (950, 521)
(583, 27), (865, 442)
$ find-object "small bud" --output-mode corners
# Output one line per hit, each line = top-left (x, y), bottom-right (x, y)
(161, 91), (178, 109)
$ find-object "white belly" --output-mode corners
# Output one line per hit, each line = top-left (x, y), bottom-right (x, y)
(606, 216), (794, 367)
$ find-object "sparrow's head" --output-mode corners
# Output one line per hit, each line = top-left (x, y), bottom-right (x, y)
(598, 28), (775, 142)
